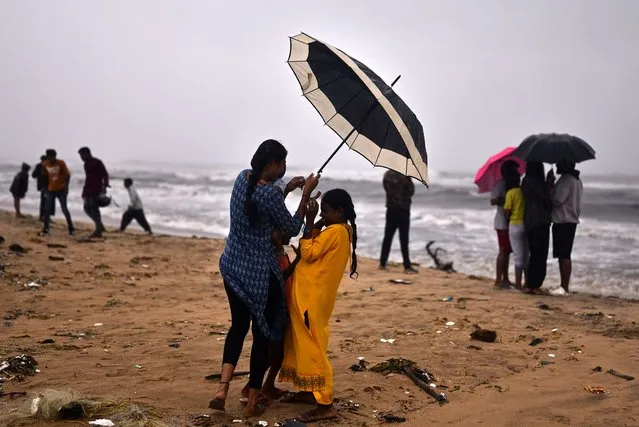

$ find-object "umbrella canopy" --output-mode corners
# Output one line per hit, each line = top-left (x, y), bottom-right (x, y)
(288, 33), (428, 185)
(474, 147), (526, 194)
(513, 133), (595, 164)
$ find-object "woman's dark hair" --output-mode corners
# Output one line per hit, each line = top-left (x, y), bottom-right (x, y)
(124, 178), (133, 187)
(322, 189), (358, 278)
(525, 161), (545, 183)
(245, 139), (288, 227)
(504, 168), (521, 191)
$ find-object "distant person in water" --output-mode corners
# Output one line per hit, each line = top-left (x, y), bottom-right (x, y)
(119, 178), (152, 234)
(40, 149), (75, 236)
(78, 147), (109, 239)
(551, 159), (583, 293)
(10, 163), (30, 218)
(379, 170), (417, 274)
(490, 160), (519, 288)
(32, 155), (54, 221)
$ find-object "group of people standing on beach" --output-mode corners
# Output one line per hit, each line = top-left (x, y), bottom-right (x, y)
(492, 159), (583, 294)
(210, 139), (358, 423)
(9, 147), (153, 237)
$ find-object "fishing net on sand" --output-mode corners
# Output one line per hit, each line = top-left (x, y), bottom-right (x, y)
(29, 389), (170, 427)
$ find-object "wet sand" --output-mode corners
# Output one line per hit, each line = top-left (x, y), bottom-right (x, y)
(1, 210), (638, 426)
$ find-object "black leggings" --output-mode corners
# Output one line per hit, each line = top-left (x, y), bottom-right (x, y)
(222, 274), (281, 389)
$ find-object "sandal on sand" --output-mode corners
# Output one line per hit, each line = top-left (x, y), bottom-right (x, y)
(208, 397), (225, 411)
(298, 406), (338, 423)
(281, 391), (317, 404)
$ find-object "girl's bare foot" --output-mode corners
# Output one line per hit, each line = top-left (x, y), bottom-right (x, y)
(299, 405), (338, 423)
(243, 388), (270, 418)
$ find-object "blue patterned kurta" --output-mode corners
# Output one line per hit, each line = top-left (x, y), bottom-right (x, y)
(219, 170), (304, 337)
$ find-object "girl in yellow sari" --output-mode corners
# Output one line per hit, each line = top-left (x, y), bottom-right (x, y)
(280, 188), (358, 423)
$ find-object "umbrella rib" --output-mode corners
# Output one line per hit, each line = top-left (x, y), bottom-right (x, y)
(372, 118), (394, 166)
(302, 74), (351, 96)
(322, 85), (372, 126)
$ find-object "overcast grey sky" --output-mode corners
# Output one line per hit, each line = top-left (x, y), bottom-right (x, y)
(1, 0), (637, 176)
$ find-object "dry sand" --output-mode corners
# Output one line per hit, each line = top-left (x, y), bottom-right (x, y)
(1, 210), (638, 426)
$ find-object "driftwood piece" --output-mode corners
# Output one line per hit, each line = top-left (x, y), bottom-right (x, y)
(607, 369), (634, 381)
(204, 370), (250, 380)
(426, 241), (456, 273)
(0, 391), (27, 399)
(370, 358), (448, 403)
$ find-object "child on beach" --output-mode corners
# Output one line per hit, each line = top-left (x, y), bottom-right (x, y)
(10, 163), (30, 218)
(503, 169), (528, 289)
(280, 188), (358, 423)
(240, 227), (300, 402)
(119, 178), (152, 234)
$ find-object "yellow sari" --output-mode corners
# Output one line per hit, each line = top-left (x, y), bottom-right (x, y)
(280, 224), (352, 405)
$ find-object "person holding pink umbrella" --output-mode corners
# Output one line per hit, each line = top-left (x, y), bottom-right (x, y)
(475, 148), (525, 288)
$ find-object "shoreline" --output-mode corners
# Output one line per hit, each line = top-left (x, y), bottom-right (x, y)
(1, 210), (638, 426)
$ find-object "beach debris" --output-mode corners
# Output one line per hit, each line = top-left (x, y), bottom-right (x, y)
(370, 358), (448, 403)
(529, 338), (545, 346)
(470, 328), (497, 343)
(46, 243), (68, 249)
(538, 304), (551, 310)
(425, 241), (456, 273)
(93, 323), (103, 327)
(48, 255), (65, 261)
(548, 354), (556, 358)
(380, 338), (396, 344)
(0, 354), (38, 381)
(365, 286), (374, 292)
(467, 345), (482, 350)
(551, 328), (559, 333)
(232, 419), (243, 423)
(378, 413), (407, 423)
(445, 321), (455, 326)
(389, 279), (413, 285)
(584, 385), (608, 395)
(607, 369), (634, 381)
(9, 243), (28, 254)
(258, 421), (268, 427)
(349, 357), (368, 372)
(539, 360), (554, 366)
(39, 338), (55, 344)
(133, 364), (142, 369)
(592, 366), (603, 372)
(23, 281), (41, 290)
(442, 296), (453, 302)
(0, 390), (27, 398)
(168, 342), (181, 348)
(88, 420), (115, 427)
(204, 370), (250, 380)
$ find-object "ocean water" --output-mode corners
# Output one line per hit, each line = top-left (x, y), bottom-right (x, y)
(1, 161), (638, 299)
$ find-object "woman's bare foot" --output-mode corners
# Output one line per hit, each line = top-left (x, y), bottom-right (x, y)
(261, 385), (288, 399)
(299, 405), (338, 423)
(243, 388), (270, 418)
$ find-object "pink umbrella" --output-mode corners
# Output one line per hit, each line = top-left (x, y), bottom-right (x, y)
(474, 147), (526, 193)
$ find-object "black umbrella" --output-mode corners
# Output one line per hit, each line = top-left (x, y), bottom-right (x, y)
(513, 133), (595, 163)
(288, 33), (429, 185)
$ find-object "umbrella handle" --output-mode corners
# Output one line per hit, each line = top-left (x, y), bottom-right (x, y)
(317, 75), (401, 175)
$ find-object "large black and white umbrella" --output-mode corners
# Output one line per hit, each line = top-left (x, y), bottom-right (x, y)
(288, 33), (429, 185)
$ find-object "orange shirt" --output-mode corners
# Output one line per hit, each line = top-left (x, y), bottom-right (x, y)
(278, 251), (293, 307)
(42, 160), (71, 192)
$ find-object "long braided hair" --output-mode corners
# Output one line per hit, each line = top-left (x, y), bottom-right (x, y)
(245, 139), (287, 227)
(322, 189), (358, 278)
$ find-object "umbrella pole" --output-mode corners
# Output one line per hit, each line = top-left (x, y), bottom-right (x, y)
(317, 75), (401, 175)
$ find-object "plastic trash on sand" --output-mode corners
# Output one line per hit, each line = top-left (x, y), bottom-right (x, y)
(258, 421), (268, 427)
(585, 385), (608, 395)
(232, 420), (243, 424)
(88, 420), (115, 426)
(380, 338), (396, 344)
(30, 396), (42, 415)
(445, 321), (455, 326)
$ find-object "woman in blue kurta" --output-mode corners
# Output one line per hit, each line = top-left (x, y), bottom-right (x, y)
(210, 139), (320, 418)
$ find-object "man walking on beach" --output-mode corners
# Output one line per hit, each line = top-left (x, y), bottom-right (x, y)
(119, 178), (152, 234)
(490, 160), (519, 287)
(10, 163), (30, 218)
(40, 149), (75, 236)
(551, 159), (583, 293)
(78, 147), (109, 239)
(379, 169), (417, 274)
